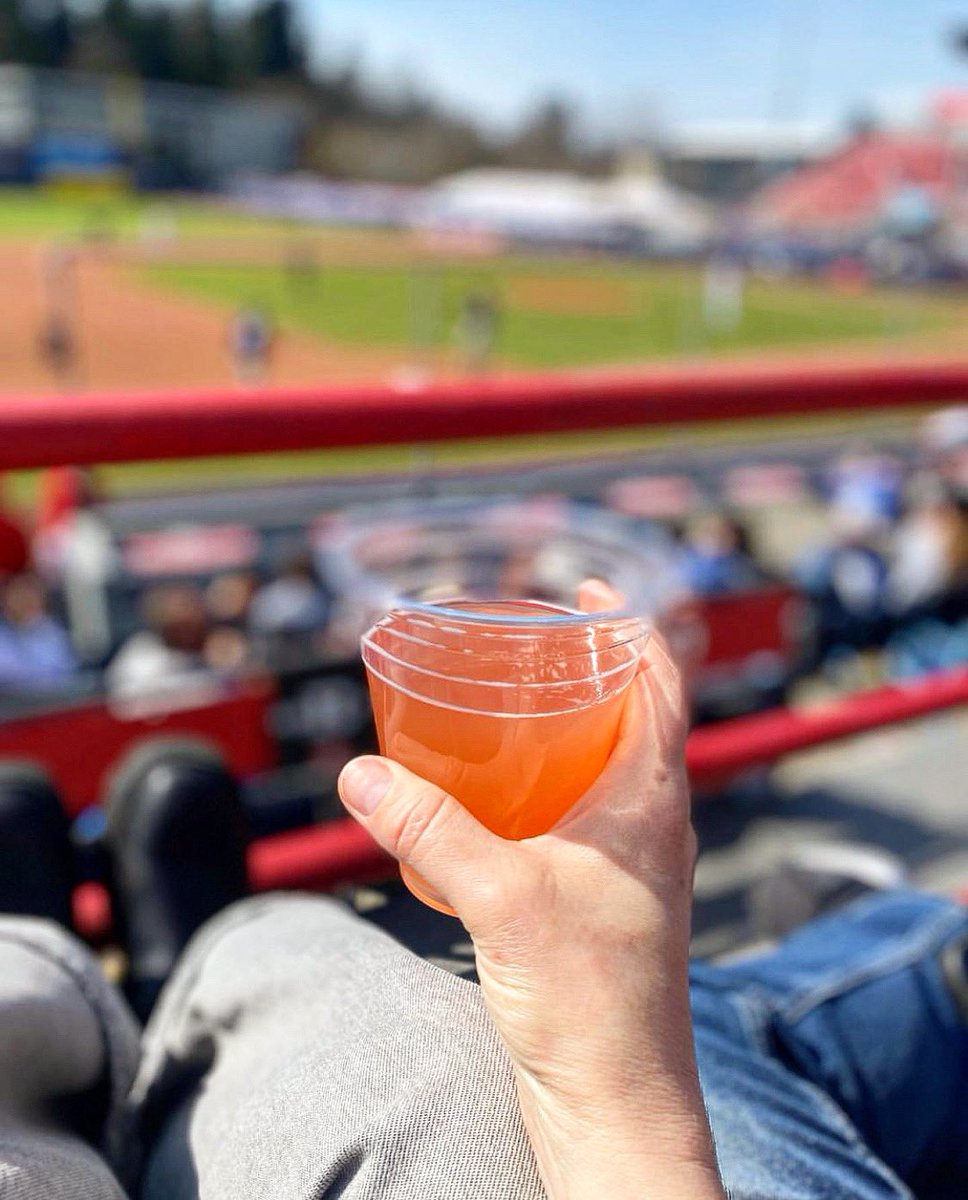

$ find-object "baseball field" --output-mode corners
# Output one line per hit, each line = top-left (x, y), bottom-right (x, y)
(0, 186), (963, 501)
(3, 187), (967, 387)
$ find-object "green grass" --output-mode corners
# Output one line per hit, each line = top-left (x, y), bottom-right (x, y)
(142, 257), (951, 370)
(0, 186), (301, 240)
(0, 185), (953, 369)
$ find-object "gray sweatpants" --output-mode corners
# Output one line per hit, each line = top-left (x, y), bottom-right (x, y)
(0, 896), (545, 1200)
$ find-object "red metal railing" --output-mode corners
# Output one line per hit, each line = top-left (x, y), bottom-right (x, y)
(686, 666), (968, 791)
(72, 665), (968, 942)
(6, 355), (966, 936)
(2, 355), (967, 469)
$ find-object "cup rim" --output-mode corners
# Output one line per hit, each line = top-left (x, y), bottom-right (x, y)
(362, 652), (641, 718)
(361, 628), (646, 692)
(385, 596), (635, 627)
(374, 605), (648, 655)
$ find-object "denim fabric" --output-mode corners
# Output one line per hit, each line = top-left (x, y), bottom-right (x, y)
(691, 891), (968, 1199)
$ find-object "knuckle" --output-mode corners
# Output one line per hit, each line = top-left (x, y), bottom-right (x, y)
(482, 856), (547, 915)
(385, 782), (452, 863)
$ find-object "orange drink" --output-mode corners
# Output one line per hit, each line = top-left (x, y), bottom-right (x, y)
(362, 599), (646, 913)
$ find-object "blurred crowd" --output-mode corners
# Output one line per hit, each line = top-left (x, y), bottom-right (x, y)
(0, 558), (334, 701)
(102, 550), (332, 700)
(0, 469), (334, 704)
(0, 407), (965, 709)
(795, 419), (968, 677)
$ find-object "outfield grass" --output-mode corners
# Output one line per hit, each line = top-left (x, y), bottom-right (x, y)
(0, 186), (300, 240)
(143, 257), (951, 370)
(0, 185), (954, 369)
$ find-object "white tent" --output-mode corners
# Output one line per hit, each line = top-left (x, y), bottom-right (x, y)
(417, 166), (712, 252)
(594, 170), (713, 249)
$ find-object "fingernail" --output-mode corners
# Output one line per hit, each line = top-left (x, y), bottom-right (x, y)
(339, 757), (392, 816)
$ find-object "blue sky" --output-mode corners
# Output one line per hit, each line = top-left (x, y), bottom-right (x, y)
(226, 1), (968, 135)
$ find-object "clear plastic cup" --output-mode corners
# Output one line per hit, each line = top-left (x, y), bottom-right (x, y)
(334, 499), (676, 914)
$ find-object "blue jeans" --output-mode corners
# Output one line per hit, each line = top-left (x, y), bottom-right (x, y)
(692, 890), (968, 1199)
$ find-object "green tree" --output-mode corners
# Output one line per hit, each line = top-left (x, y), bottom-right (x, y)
(6, 0), (56, 64)
(127, 7), (178, 82)
(0, 0), (28, 61)
(44, 2), (73, 66)
(173, 0), (228, 88)
(251, 0), (303, 78)
(101, 0), (132, 40)
(505, 97), (575, 169)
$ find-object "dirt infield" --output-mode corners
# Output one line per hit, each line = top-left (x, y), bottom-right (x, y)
(0, 238), (404, 395)
(5, 221), (968, 398)
(504, 274), (637, 315)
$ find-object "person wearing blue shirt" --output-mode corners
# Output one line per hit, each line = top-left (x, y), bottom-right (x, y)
(0, 573), (77, 688)
(678, 511), (763, 596)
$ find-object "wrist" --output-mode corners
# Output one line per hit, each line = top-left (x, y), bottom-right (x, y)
(515, 1065), (723, 1200)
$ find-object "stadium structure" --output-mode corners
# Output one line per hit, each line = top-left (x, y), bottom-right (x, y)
(0, 64), (307, 189)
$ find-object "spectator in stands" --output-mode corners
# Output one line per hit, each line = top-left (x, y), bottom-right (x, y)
(107, 583), (210, 700)
(32, 467), (117, 666)
(249, 550), (330, 667)
(889, 476), (968, 616)
(202, 571), (259, 676)
(798, 504), (892, 657)
(0, 572), (77, 689)
(826, 447), (903, 531)
(203, 625), (252, 676)
(205, 571), (259, 631)
(677, 511), (763, 595)
(886, 479), (968, 678)
(921, 405), (968, 493)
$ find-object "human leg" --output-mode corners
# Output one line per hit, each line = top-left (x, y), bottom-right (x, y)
(101, 741), (538, 1199)
(0, 918), (140, 1200)
(105, 735), (963, 1200)
(131, 894), (544, 1200)
(691, 889), (968, 1199)
(0, 764), (140, 1199)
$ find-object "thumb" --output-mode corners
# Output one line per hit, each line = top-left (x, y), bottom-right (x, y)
(338, 755), (509, 912)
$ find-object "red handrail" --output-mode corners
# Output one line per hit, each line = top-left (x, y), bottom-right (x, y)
(72, 665), (968, 943)
(686, 666), (968, 790)
(2, 355), (965, 469)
